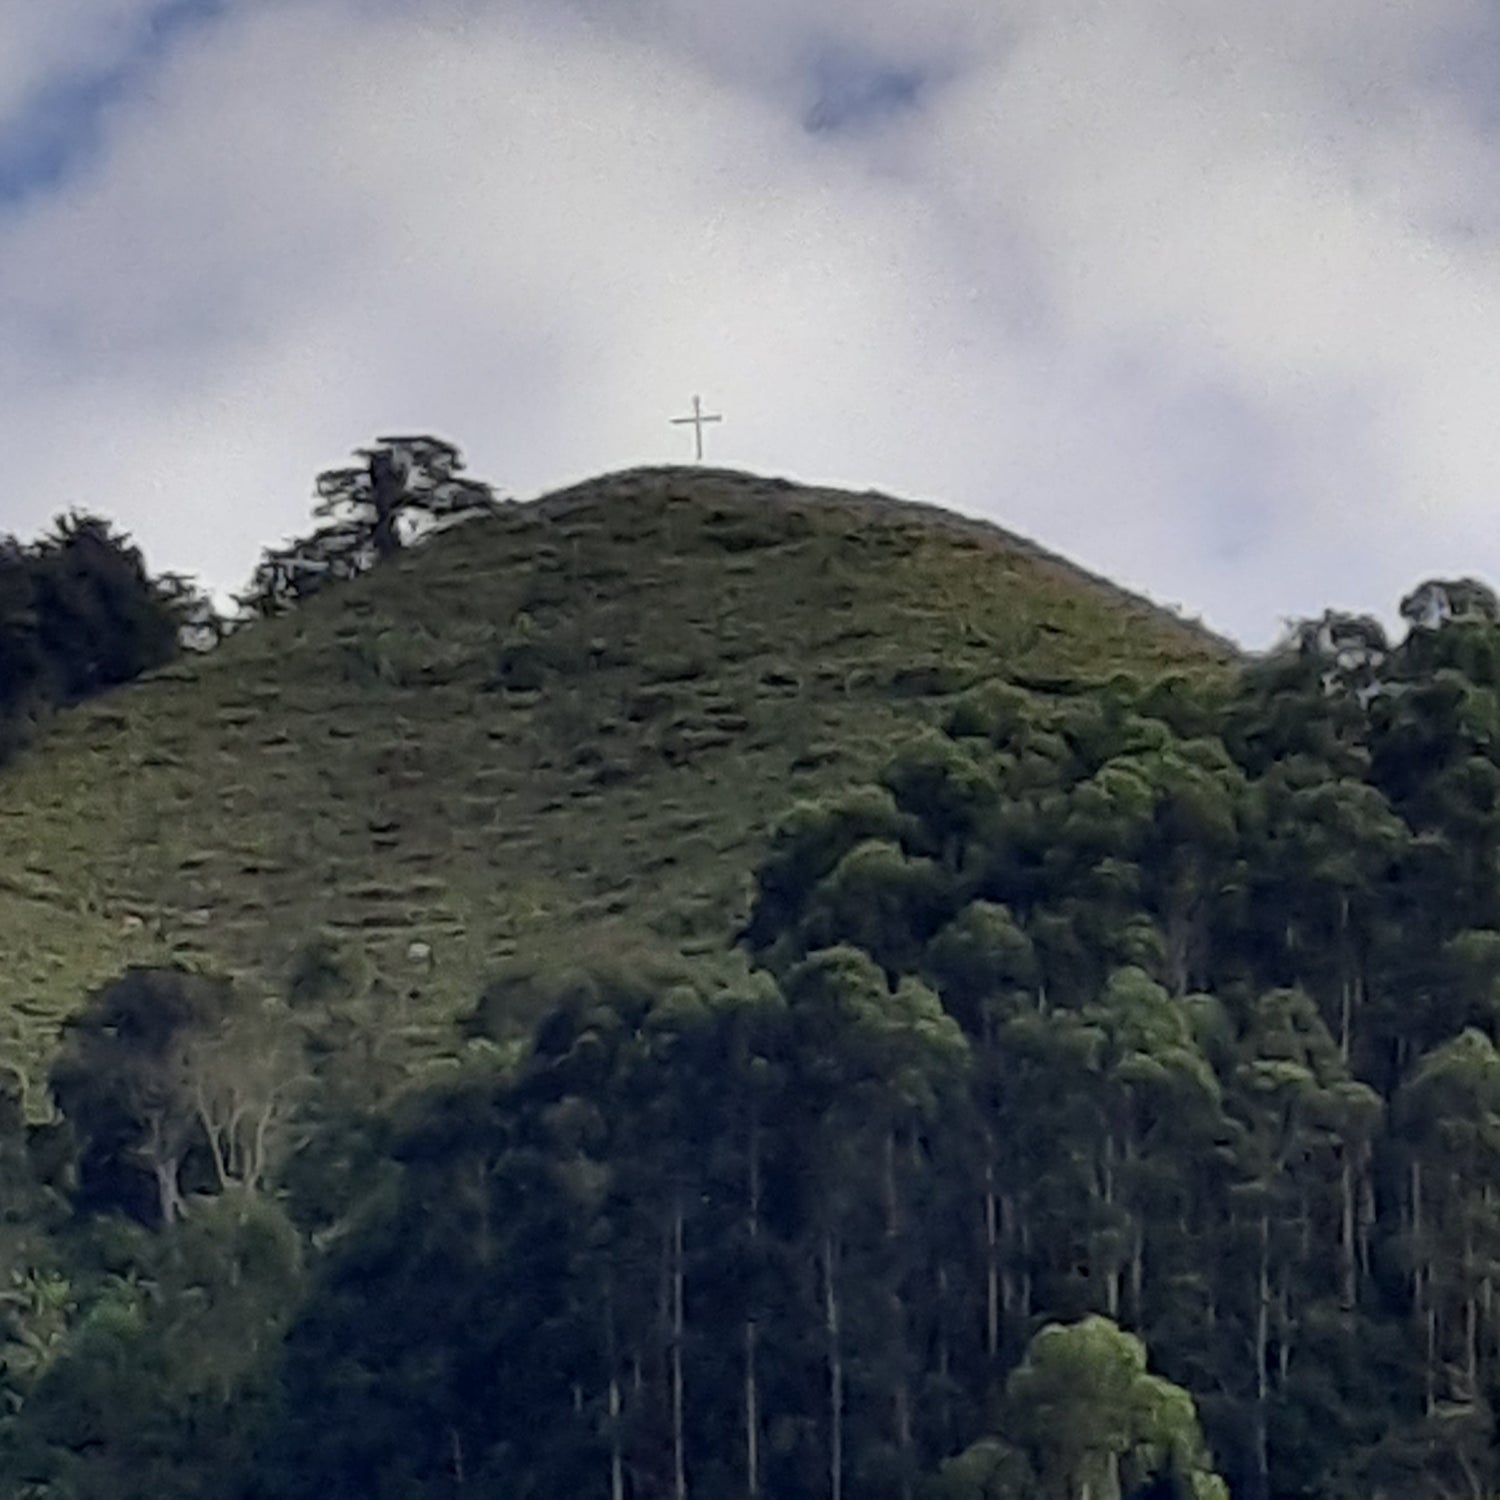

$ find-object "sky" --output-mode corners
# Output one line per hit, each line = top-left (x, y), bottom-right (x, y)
(4, 0), (1500, 647)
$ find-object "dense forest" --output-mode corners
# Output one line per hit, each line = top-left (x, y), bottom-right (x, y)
(7, 456), (1500, 1498)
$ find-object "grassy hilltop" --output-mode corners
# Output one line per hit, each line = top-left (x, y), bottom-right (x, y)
(0, 467), (1233, 1081)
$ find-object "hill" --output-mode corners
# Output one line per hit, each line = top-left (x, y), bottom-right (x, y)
(0, 467), (1233, 1083)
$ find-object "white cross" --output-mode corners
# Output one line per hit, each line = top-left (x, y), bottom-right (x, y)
(670, 394), (723, 461)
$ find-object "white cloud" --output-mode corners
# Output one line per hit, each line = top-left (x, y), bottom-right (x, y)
(4, 0), (1500, 645)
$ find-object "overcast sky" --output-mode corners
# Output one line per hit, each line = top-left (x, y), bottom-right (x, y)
(4, 0), (1500, 647)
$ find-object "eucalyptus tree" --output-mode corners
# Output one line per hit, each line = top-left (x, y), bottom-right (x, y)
(935, 1317), (1228, 1500)
(777, 945), (969, 1500)
(1397, 1029), (1500, 1418)
(1220, 987), (1379, 1500)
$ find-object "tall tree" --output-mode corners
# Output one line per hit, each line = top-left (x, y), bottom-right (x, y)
(314, 435), (497, 561)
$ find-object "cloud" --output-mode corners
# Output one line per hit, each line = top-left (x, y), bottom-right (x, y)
(3, 0), (1500, 644)
(0, 1), (222, 202)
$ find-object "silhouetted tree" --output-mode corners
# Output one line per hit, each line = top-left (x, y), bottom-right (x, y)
(314, 435), (496, 560)
(236, 436), (497, 617)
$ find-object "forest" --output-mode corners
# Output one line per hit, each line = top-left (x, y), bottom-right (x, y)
(4, 451), (1500, 1498)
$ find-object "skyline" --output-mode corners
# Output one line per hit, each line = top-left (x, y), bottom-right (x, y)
(5, 0), (1500, 647)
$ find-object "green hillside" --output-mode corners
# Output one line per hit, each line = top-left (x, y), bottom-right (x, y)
(0, 467), (1232, 1081)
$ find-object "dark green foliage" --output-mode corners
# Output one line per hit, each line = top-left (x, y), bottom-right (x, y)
(21, 490), (1500, 1500)
(6, 1194), (301, 1500)
(239, 436), (497, 617)
(0, 513), (191, 763)
(51, 968), (298, 1229)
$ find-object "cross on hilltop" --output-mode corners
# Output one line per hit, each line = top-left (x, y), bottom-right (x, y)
(670, 394), (723, 461)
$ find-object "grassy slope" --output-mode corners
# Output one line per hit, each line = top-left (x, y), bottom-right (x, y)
(0, 467), (1234, 1087)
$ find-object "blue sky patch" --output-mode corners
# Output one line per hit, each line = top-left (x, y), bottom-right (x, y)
(803, 46), (933, 134)
(0, 0), (225, 208)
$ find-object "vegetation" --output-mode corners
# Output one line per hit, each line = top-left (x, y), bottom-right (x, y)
(238, 436), (497, 617)
(0, 466), (1225, 1082)
(0, 513), (200, 763)
(16, 459), (1500, 1496)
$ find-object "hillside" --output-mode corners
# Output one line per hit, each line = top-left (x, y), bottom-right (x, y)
(0, 467), (1233, 1082)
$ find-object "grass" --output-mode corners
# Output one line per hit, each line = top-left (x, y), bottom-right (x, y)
(0, 466), (1236, 1092)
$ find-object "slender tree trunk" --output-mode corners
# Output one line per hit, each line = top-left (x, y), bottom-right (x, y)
(1413, 1158), (1437, 1413)
(1465, 1214), (1478, 1400)
(1020, 1211), (1033, 1321)
(1252, 1210), (1271, 1500)
(1485, 1187), (1496, 1384)
(1000, 1191), (1018, 1330)
(884, 1129), (913, 1500)
(894, 1383), (913, 1500)
(824, 1232), (843, 1500)
(883, 1130), (898, 1236)
(1101, 1132), (1119, 1319)
(1340, 974), (1352, 1064)
(196, 1093), (231, 1191)
(606, 1280), (624, 1500)
(745, 1108), (762, 1500)
(1337, 900), (1353, 1062)
(672, 1196), (687, 1500)
(1340, 1151), (1357, 1310)
(608, 1376), (624, 1500)
(1411, 1157), (1424, 1308)
(1358, 1153), (1375, 1283)
(985, 1165), (1000, 1359)
(936, 1263), (953, 1452)
(152, 1155), (183, 1227)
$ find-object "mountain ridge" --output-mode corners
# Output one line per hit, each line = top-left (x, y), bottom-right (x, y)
(0, 466), (1233, 1086)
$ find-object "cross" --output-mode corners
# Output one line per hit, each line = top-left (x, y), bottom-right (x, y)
(670, 394), (723, 461)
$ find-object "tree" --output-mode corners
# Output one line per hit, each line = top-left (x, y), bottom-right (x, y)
(50, 969), (297, 1227)
(0, 513), (192, 762)
(1004, 1317), (1227, 1500)
(313, 435), (497, 561)
(937, 1317), (1227, 1500)
(1399, 579), (1500, 632)
(1398, 1030), (1500, 1422)
(235, 437), (497, 619)
(25, 514), (184, 702)
(9, 1193), (301, 1500)
(236, 526), (373, 618)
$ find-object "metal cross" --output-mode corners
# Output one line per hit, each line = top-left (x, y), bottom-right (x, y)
(670, 394), (723, 461)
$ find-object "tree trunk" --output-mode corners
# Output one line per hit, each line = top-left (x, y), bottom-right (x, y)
(824, 1232), (843, 1500)
(1465, 1214), (1478, 1400)
(370, 451), (403, 558)
(606, 1280), (624, 1500)
(1020, 1211), (1033, 1321)
(884, 1129), (913, 1500)
(1340, 1151), (1357, 1310)
(1337, 899), (1353, 1062)
(985, 1166), (1000, 1359)
(936, 1263), (953, 1452)
(609, 1377), (624, 1500)
(894, 1382), (913, 1500)
(1413, 1158), (1437, 1413)
(1252, 1210), (1271, 1500)
(672, 1196), (687, 1500)
(1100, 1133), (1119, 1319)
(152, 1154), (183, 1226)
(745, 1109), (762, 1500)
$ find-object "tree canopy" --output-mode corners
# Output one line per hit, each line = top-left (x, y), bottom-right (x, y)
(12, 570), (1500, 1498)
